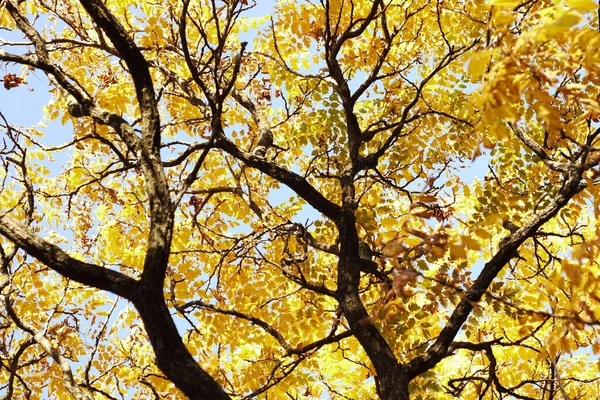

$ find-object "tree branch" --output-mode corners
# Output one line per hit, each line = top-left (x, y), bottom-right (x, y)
(406, 171), (587, 378)
(215, 135), (342, 221)
(77, 0), (160, 149)
(0, 214), (137, 299)
(3, 296), (94, 400)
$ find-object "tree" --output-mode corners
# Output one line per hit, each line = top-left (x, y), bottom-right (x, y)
(1, 0), (600, 398)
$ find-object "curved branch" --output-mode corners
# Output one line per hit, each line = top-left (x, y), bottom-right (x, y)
(3, 297), (94, 400)
(181, 299), (295, 353)
(507, 122), (570, 172)
(77, 0), (160, 148)
(215, 135), (342, 221)
(132, 295), (231, 400)
(179, 0), (216, 110)
(407, 171), (587, 378)
(172, 43), (247, 209)
(0, 214), (137, 299)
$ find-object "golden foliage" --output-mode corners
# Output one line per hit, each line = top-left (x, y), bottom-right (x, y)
(0, 0), (600, 399)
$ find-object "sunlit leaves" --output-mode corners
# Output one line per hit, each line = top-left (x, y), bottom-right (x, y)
(2, 0), (600, 398)
(567, 0), (599, 12)
(468, 49), (496, 82)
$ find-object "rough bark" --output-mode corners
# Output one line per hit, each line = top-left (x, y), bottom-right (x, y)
(132, 289), (230, 400)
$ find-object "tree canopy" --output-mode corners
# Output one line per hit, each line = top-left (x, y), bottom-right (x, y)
(1, 0), (600, 398)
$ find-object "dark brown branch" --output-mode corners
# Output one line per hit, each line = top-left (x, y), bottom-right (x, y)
(78, 0), (160, 148)
(367, 40), (480, 169)
(331, 0), (383, 56)
(507, 122), (571, 172)
(181, 299), (295, 353)
(0, 214), (137, 299)
(132, 294), (231, 400)
(406, 172), (586, 378)
(72, 0), (173, 293)
(173, 43), (247, 209)
(180, 0), (216, 110)
(215, 135), (342, 221)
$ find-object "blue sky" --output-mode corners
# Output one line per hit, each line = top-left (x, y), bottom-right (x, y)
(0, 3), (502, 398)
(0, 0), (492, 261)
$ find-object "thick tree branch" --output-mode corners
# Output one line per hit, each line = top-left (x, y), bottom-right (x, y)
(75, 0), (174, 292)
(132, 295), (231, 400)
(3, 4), (226, 399)
(0, 50), (142, 155)
(69, 4), (229, 398)
(215, 135), (342, 221)
(507, 122), (571, 173)
(77, 0), (159, 148)
(0, 214), (137, 299)
(330, 0), (383, 56)
(230, 88), (276, 157)
(406, 171), (586, 378)
(335, 209), (404, 397)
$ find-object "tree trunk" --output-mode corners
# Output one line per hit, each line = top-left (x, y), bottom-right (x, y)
(134, 294), (230, 400)
(378, 368), (410, 400)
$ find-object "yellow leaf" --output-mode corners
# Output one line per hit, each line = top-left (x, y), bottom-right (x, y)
(545, 10), (583, 37)
(493, 10), (517, 25)
(430, 245), (446, 258)
(404, 237), (423, 247)
(381, 217), (397, 228)
(489, 0), (521, 9)
(468, 50), (494, 82)
(473, 228), (492, 240)
(449, 244), (467, 260)
(95, 203), (109, 220)
(555, 10), (584, 27)
(462, 235), (481, 251)
(562, 260), (582, 286)
(567, 0), (598, 12)
(482, 136), (496, 149)
(382, 238), (405, 257)
(560, 336), (578, 354)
